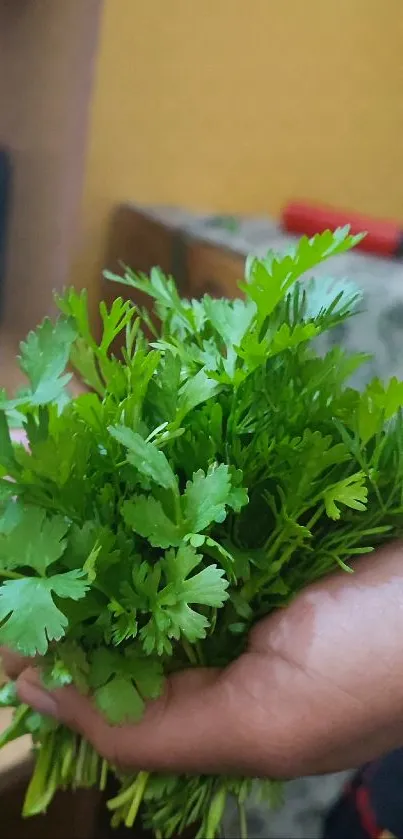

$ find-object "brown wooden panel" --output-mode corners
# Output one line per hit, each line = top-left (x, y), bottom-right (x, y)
(103, 206), (174, 277)
(186, 242), (244, 300)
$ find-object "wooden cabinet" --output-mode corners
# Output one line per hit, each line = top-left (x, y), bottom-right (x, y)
(102, 204), (245, 312)
(185, 241), (243, 300)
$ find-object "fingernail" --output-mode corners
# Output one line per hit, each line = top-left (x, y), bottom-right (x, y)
(19, 680), (59, 719)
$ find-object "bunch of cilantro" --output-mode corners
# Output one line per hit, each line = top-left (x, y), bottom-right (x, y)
(1, 228), (403, 839)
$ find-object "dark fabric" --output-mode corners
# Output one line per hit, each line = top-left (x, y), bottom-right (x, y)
(323, 749), (403, 839)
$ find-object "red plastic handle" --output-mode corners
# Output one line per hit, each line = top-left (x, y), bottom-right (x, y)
(282, 201), (403, 258)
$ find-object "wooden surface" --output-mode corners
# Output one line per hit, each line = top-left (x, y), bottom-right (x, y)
(102, 203), (244, 310)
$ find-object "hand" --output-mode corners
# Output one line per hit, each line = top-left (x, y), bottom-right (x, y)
(2, 541), (403, 779)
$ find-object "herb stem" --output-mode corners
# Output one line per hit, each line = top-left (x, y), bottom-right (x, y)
(0, 569), (23, 580)
(100, 758), (108, 791)
(125, 771), (149, 828)
(238, 799), (248, 839)
(182, 639), (198, 665)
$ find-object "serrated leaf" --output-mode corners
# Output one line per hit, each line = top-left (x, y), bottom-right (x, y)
(55, 287), (96, 349)
(0, 507), (69, 575)
(183, 464), (233, 532)
(109, 425), (177, 490)
(125, 653), (164, 700)
(181, 565), (229, 607)
(0, 572), (88, 656)
(89, 648), (163, 720)
(203, 297), (255, 349)
(241, 227), (363, 323)
(122, 495), (181, 548)
(19, 317), (77, 405)
(95, 676), (144, 724)
(324, 473), (368, 520)
(69, 339), (105, 396)
(177, 370), (220, 419)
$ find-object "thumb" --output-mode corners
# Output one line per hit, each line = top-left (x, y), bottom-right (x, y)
(16, 665), (245, 774)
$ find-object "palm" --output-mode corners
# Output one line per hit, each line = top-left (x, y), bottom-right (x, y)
(3, 540), (403, 778)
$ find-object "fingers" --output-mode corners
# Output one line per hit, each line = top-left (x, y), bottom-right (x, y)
(16, 665), (249, 775)
(0, 648), (30, 680)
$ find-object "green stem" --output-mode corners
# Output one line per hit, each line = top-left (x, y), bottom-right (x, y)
(0, 704), (30, 748)
(195, 641), (205, 666)
(74, 736), (88, 787)
(61, 733), (75, 781)
(107, 778), (140, 810)
(88, 745), (99, 785)
(23, 731), (56, 816)
(0, 569), (23, 580)
(100, 758), (108, 791)
(182, 639), (198, 665)
(125, 771), (149, 828)
(238, 800), (248, 839)
(205, 787), (227, 839)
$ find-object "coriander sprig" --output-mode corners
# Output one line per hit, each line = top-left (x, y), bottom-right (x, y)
(1, 227), (403, 837)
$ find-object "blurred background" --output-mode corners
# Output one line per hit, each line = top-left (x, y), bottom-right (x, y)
(0, 1), (403, 836)
(1, 1), (402, 338)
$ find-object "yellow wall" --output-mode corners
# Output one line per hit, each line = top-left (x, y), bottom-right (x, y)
(74, 0), (403, 294)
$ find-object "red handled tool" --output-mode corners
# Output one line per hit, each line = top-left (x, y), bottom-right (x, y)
(282, 201), (403, 259)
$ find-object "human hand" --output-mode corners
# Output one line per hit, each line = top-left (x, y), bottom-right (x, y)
(2, 541), (403, 779)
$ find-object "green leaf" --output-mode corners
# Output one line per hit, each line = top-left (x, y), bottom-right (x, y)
(83, 543), (102, 583)
(163, 544), (229, 608)
(142, 544), (230, 648)
(0, 705), (31, 749)
(58, 643), (90, 693)
(0, 412), (17, 471)
(0, 572), (88, 656)
(241, 227), (363, 322)
(324, 473), (368, 520)
(163, 603), (209, 644)
(127, 656), (164, 700)
(109, 425), (177, 490)
(203, 297), (255, 349)
(180, 565), (229, 607)
(49, 569), (90, 599)
(123, 495), (181, 548)
(55, 288), (95, 350)
(69, 339), (105, 396)
(19, 317), (77, 404)
(183, 464), (233, 532)
(351, 377), (403, 445)
(0, 681), (18, 707)
(94, 676), (144, 724)
(99, 298), (135, 355)
(177, 370), (220, 419)
(303, 276), (362, 320)
(89, 648), (163, 721)
(105, 266), (191, 333)
(0, 507), (69, 575)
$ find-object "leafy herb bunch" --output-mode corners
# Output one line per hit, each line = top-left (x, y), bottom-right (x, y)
(1, 229), (403, 838)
